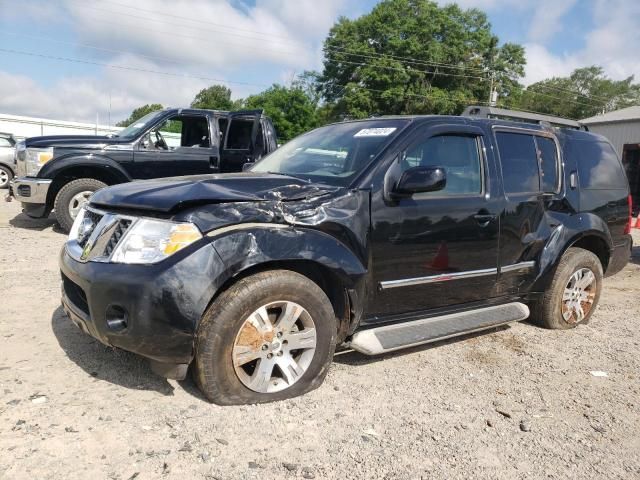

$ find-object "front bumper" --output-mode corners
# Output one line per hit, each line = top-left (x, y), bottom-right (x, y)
(59, 239), (224, 370)
(10, 176), (51, 203)
(10, 177), (52, 218)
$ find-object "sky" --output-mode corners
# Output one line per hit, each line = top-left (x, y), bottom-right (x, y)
(0, 0), (638, 125)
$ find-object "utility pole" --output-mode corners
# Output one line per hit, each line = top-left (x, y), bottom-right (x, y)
(488, 72), (498, 106)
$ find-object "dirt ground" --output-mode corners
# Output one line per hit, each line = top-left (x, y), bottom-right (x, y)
(1, 199), (639, 480)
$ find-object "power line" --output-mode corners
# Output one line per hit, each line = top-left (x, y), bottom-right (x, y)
(0, 47), (270, 89)
(524, 87), (606, 108)
(98, 0), (292, 40)
(72, 13), (303, 58)
(65, 0), (296, 47)
(66, 0), (497, 78)
(526, 83), (609, 103)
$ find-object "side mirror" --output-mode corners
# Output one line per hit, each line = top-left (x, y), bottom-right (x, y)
(393, 166), (446, 197)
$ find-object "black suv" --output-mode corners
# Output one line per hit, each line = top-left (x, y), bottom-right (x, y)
(59, 115), (632, 405)
(10, 108), (277, 231)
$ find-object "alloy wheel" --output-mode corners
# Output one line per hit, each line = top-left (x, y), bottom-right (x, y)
(561, 267), (596, 324)
(232, 301), (317, 393)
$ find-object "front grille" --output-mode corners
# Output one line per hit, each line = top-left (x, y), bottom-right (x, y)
(104, 219), (132, 256)
(62, 273), (89, 316)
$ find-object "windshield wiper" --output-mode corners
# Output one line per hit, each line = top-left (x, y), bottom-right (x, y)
(266, 171), (310, 182)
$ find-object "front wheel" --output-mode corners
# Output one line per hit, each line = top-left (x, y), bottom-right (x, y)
(194, 270), (337, 405)
(530, 247), (603, 329)
(54, 178), (107, 232)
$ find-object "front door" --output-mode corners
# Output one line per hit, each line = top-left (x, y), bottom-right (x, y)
(368, 125), (501, 319)
(133, 114), (218, 179)
(220, 110), (262, 173)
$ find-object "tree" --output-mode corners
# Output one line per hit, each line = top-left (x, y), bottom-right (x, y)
(516, 66), (640, 119)
(191, 85), (237, 110)
(116, 103), (164, 127)
(318, 0), (525, 119)
(244, 84), (319, 141)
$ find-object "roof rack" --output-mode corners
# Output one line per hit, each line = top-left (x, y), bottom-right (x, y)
(462, 106), (587, 131)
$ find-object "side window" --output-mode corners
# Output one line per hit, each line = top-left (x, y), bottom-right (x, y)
(153, 115), (210, 149)
(225, 117), (254, 150)
(0, 137), (12, 147)
(575, 140), (627, 189)
(535, 136), (560, 192)
(402, 134), (482, 195)
(218, 118), (228, 146)
(496, 132), (540, 194)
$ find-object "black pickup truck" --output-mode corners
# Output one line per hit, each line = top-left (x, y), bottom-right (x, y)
(10, 108), (277, 231)
(59, 114), (632, 405)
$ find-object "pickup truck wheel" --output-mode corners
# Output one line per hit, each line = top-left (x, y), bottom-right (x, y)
(531, 247), (603, 329)
(54, 178), (106, 232)
(0, 165), (12, 189)
(194, 270), (337, 405)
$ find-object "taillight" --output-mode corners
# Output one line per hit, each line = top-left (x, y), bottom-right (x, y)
(624, 194), (633, 234)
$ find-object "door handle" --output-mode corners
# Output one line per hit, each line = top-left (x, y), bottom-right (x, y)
(474, 214), (496, 226)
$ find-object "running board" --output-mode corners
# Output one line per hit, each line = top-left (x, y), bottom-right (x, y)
(350, 302), (530, 355)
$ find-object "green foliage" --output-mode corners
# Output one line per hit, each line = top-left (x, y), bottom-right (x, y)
(318, 0), (525, 118)
(116, 103), (163, 127)
(190, 85), (235, 111)
(515, 66), (640, 119)
(244, 84), (320, 141)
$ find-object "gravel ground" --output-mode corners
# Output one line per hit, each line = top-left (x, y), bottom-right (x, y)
(1, 199), (639, 480)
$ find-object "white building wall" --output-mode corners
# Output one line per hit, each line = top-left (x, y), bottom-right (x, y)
(0, 113), (121, 140)
(586, 120), (640, 157)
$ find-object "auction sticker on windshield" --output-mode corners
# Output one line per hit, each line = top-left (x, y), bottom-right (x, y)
(354, 128), (397, 137)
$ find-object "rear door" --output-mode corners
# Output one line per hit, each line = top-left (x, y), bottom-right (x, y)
(220, 110), (262, 173)
(493, 128), (562, 294)
(133, 113), (218, 179)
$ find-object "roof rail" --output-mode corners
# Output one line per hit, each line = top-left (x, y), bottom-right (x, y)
(462, 105), (587, 131)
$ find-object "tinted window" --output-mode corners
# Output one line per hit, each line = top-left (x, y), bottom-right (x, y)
(403, 135), (482, 195)
(575, 140), (627, 189)
(536, 136), (559, 192)
(496, 132), (539, 193)
(225, 118), (254, 150)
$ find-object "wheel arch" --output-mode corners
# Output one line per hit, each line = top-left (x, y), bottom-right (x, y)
(533, 225), (612, 292)
(211, 259), (352, 342)
(45, 158), (131, 207)
(204, 226), (370, 342)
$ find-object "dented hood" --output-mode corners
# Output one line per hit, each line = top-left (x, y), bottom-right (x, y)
(89, 173), (339, 213)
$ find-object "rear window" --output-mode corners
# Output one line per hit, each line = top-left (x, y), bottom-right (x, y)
(496, 132), (539, 194)
(575, 141), (627, 189)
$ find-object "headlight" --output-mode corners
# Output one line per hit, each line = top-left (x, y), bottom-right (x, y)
(111, 218), (202, 264)
(25, 147), (54, 176)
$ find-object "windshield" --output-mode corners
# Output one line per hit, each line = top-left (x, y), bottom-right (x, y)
(250, 119), (409, 186)
(116, 110), (164, 139)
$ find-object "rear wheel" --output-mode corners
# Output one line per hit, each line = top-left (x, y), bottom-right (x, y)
(54, 178), (106, 232)
(194, 270), (337, 405)
(531, 247), (603, 329)
(0, 165), (13, 189)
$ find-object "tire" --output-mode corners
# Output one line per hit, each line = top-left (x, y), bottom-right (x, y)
(54, 178), (106, 232)
(530, 247), (603, 330)
(0, 165), (13, 189)
(194, 270), (337, 405)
